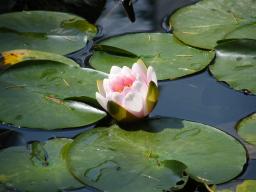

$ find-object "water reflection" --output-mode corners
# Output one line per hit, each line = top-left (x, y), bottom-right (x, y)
(96, 0), (155, 37)
(0, 0), (106, 23)
(153, 71), (256, 131)
(95, 0), (200, 37)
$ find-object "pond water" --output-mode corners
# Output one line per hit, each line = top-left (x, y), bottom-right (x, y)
(0, 0), (256, 191)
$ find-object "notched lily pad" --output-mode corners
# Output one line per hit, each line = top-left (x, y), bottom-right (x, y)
(67, 125), (189, 192)
(225, 22), (256, 40)
(169, 0), (256, 49)
(0, 60), (107, 129)
(0, 138), (83, 192)
(67, 117), (246, 192)
(0, 11), (97, 55)
(236, 113), (256, 146)
(210, 39), (256, 94)
(90, 33), (214, 80)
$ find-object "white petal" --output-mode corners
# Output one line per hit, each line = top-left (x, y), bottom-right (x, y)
(123, 92), (145, 118)
(97, 80), (105, 96)
(147, 66), (157, 86)
(131, 80), (148, 99)
(103, 79), (112, 96)
(96, 92), (108, 110)
(110, 66), (122, 74)
(121, 66), (133, 76)
(110, 92), (123, 106)
(121, 87), (132, 97)
(132, 60), (147, 82)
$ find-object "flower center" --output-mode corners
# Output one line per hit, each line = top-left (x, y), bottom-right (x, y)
(112, 76), (135, 93)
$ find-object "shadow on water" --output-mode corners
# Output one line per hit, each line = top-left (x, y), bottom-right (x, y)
(118, 116), (184, 132)
(153, 70), (256, 134)
(0, 0), (106, 23)
(0, 129), (25, 149)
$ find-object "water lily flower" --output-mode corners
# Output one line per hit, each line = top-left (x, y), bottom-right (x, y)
(96, 59), (159, 122)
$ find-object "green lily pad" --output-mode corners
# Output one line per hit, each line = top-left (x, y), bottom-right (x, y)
(236, 180), (256, 192)
(169, 0), (256, 49)
(225, 22), (256, 40)
(215, 180), (256, 192)
(210, 39), (256, 94)
(0, 138), (82, 192)
(0, 49), (78, 70)
(67, 117), (246, 192)
(0, 60), (107, 129)
(236, 113), (256, 146)
(90, 33), (214, 80)
(0, 11), (97, 55)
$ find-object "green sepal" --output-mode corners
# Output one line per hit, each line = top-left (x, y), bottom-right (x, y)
(107, 100), (138, 122)
(146, 81), (159, 113)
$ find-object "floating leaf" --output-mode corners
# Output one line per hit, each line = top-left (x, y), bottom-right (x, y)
(0, 60), (107, 129)
(236, 180), (256, 192)
(169, 0), (256, 49)
(0, 11), (97, 54)
(225, 22), (256, 40)
(237, 113), (256, 146)
(0, 49), (78, 70)
(67, 127), (188, 191)
(210, 39), (256, 94)
(67, 117), (246, 192)
(90, 33), (214, 80)
(215, 180), (256, 192)
(0, 138), (83, 192)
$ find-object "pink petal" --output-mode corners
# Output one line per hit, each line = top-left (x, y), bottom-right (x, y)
(130, 80), (148, 100)
(121, 87), (132, 97)
(110, 76), (124, 92)
(123, 92), (145, 118)
(96, 92), (108, 110)
(122, 76), (133, 87)
(110, 66), (122, 74)
(147, 66), (157, 86)
(132, 60), (147, 82)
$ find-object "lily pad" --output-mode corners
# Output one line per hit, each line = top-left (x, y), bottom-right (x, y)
(210, 39), (256, 94)
(90, 33), (214, 80)
(0, 60), (107, 129)
(169, 0), (256, 49)
(236, 113), (256, 146)
(0, 11), (97, 54)
(0, 49), (78, 70)
(0, 138), (82, 192)
(225, 22), (256, 40)
(216, 180), (256, 192)
(67, 117), (246, 192)
(236, 180), (256, 192)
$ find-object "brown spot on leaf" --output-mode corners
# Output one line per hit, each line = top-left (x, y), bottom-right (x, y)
(45, 95), (64, 105)
(2, 50), (29, 66)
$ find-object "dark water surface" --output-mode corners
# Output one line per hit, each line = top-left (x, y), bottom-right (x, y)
(1, 0), (256, 191)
